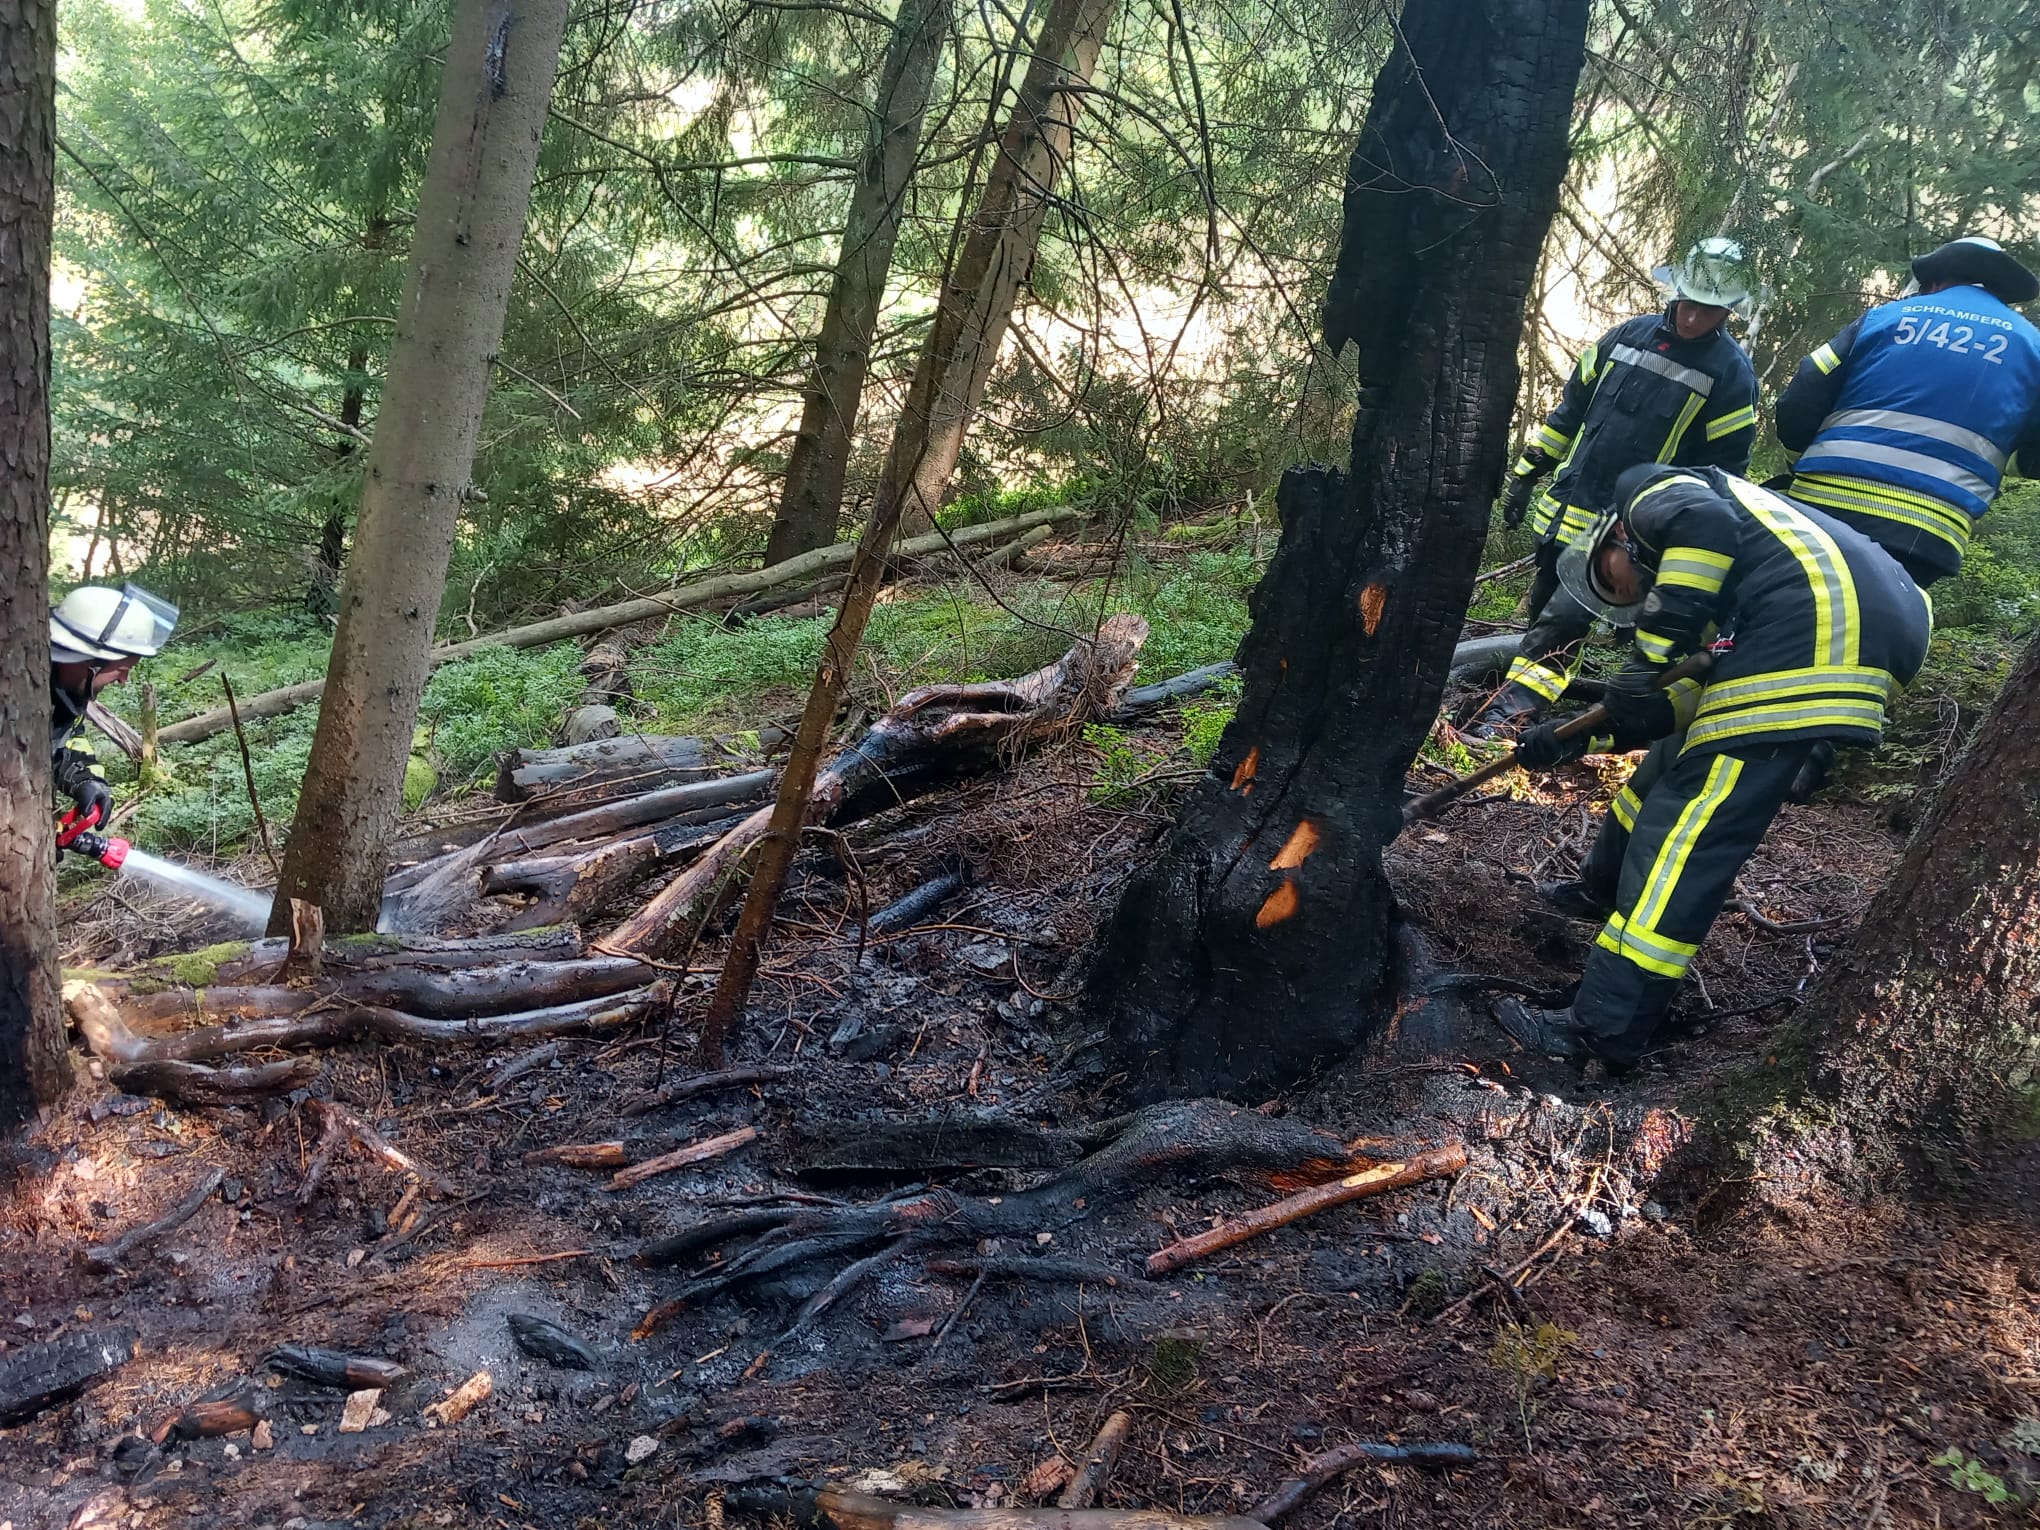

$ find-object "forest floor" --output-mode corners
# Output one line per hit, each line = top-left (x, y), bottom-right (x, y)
(7, 594), (2039, 1529)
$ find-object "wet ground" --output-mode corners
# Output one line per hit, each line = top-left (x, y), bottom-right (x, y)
(7, 710), (2038, 1529)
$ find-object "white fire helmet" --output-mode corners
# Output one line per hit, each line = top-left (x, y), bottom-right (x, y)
(50, 583), (179, 664)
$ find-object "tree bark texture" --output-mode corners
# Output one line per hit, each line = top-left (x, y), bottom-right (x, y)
(1756, 629), (2040, 1172)
(1086, 0), (1589, 1103)
(0, 0), (71, 1127)
(883, 0), (1114, 537)
(271, 0), (571, 933)
(763, 0), (952, 565)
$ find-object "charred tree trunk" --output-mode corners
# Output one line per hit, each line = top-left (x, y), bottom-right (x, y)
(272, 0), (571, 933)
(1086, 0), (1589, 1103)
(0, 0), (71, 1128)
(763, 0), (951, 565)
(1730, 630), (2040, 1182)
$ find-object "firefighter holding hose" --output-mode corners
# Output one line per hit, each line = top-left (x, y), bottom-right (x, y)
(48, 583), (178, 865)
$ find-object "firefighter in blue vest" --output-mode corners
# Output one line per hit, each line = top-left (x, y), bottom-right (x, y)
(1492, 465), (1931, 1067)
(48, 584), (179, 844)
(1770, 235), (2040, 801)
(1776, 235), (2040, 586)
(1472, 239), (1761, 739)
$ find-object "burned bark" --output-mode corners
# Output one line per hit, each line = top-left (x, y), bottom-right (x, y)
(1087, 0), (1589, 1102)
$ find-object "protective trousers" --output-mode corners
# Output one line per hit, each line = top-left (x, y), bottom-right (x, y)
(1570, 739), (1813, 1063)
(1487, 541), (1600, 722)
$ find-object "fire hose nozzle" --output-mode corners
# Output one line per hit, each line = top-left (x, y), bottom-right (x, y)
(65, 830), (130, 871)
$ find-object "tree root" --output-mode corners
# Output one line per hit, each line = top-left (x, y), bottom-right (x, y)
(635, 1100), (1455, 1341)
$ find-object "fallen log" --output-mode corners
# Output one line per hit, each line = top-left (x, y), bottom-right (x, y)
(68, 978), (671, 1067)
(159, 507), (1083, 747)
(496, 731), (790, 804)
(0, 1328), (136, 1426)
(82, 1167), (224, 1274)
(729, 1489), (1267, 1530)
(1143, 1142), (1468, 1277)
(1249, 1441), (1476, 1524)
(607, 614), (1149, 961)
(606, 1126), (759, 1191)
(1107, 662), (1239, 721)
(558, 618), (662, 746)
(483, 813), (750, 931)
(109, 1056), (322, 1108)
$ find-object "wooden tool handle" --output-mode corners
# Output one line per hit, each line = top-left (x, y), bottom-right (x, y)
(1401, 650), (1713, 827)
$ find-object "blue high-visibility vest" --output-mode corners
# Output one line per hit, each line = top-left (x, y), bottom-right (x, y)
(1791, 285), (2040, 578)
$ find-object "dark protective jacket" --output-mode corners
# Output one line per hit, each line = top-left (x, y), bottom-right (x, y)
(1777, 284), (2040, 584)
(1600, 467), (1932, 758)
(1509, 307), (1758, 546)
(50, 679), (105, 806)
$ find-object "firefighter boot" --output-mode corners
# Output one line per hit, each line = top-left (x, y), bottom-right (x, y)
(1467, 683), (1543, 742)
(1493, 999), (1589, 1061)
(1533, 879), (1616, 921)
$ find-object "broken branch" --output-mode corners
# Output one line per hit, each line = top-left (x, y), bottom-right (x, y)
(82, 1167), (225, 1274)
(1250, 1441), (1477, 1524)
(606, 1126), (760, 1190)
(1144, 1142), (1468, 1277)
(1059, 1410), (1134, 1510)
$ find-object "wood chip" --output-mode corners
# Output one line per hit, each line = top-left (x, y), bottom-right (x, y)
(337, 1389), (382, 1434)
(423, 1369), (493, 1427)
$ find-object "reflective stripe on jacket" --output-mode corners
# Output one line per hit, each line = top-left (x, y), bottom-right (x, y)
(50, 682), (105, 804)
(1610, 467), (1932, 756)
(1515, 307), (1758, 547)
(1779, 285), (2040, 582)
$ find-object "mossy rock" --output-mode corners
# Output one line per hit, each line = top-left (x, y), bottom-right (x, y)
(155, 940), (253, 990)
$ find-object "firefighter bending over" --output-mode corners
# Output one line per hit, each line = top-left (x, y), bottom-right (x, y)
(1493, 466), (1930, 1068)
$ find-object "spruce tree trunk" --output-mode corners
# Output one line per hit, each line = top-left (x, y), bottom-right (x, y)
(763, 0), (950, 566)
(1087, 0), (1590, 1104)
(308, 344), (370, 618)
(0, 0), (72, 1127)
(272, 0), (570, 933)
(1741, 630), (2040, 1178)
(884, 0), (1114, 537)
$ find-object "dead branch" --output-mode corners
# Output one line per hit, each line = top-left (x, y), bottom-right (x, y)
(1249, 1441), (1477, 1524)
(295, 1100), (455, 1208)
(1143, 1142), (1469, 1276)
(109, 1056), (321, 1107)
(68, 977), (670, 1067)
(221, 673), (279, 871)
(524, 1141), (630, 1170)
(266, 1347), (407, 1389)
(606, 1126), (759, 1190)
(1059, 1410), (1133, 1510)
(620, 1064), (794, 1117)
(486, 1040), (561, 1091)
(82, 1167), (225, 1274)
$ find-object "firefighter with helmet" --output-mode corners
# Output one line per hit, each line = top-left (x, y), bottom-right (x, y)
(1472, 237), (1762, 739)
(48, 583), (179, 846)
(1492, 465), (1931, 1068)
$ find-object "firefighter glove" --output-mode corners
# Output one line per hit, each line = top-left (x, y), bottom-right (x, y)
(1499, 473), (1539, 530)
(1514, 720), (1586, 769)
(68, 777), (113, 830)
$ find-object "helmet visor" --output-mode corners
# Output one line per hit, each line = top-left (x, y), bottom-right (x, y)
(1557, 520), (1651, 625)
(53, 583), (180, 660)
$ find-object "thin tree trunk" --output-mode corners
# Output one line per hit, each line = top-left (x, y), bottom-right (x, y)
(1086, 0), (1590, 1103)
(0, 0), (72, 1126)
(271, 0), (571, 933)
(887, 0), (1115, 537)
(692, 0), (1118, 1053)
(763, 0), (951, 565)
(1735, 630), (2040, 1184)
(309, 342), (371, 617)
